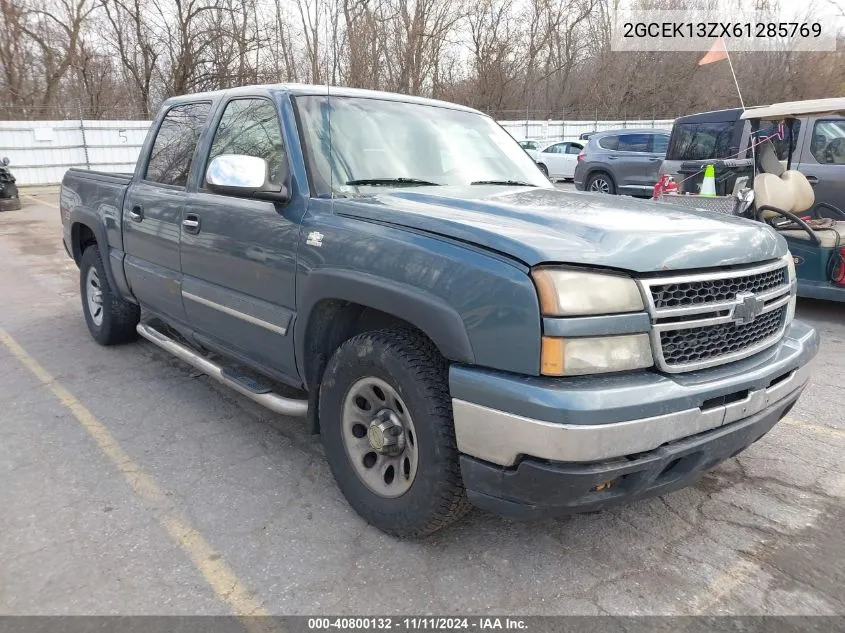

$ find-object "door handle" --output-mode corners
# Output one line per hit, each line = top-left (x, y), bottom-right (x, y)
(806, 176), (819, 185)
(128, 205), (144, 222)
(608, 155), (618, 160)
(182, 214), (201, 234)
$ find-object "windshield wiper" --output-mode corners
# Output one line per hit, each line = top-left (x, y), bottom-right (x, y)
(346, 177), (441, 186)
(470, 180), (536, 186)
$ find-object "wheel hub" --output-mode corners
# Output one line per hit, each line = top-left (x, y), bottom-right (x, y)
(368, 409), (406, 456)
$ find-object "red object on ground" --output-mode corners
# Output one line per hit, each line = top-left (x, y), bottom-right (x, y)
(652, 174), (678, 199)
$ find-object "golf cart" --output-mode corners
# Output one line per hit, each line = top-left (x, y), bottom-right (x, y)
(0, 156), (21, 211)
(741, 99), (845, 302)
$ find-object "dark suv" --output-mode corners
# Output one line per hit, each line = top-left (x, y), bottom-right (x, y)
(574, 129), (670, 196)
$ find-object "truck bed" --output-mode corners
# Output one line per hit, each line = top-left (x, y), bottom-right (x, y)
(61, 168), (132, 254)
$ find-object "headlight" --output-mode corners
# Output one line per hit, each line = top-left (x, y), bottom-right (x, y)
(784, 252), (797, 324)
(541, 334), (653, 376)
(532, 268), (644, 316)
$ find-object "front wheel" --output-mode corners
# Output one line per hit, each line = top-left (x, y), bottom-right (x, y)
(319, 328), (471, 537)
(587, 172), (616, 194)
(537, 163), (549, 178)
(80, 245), (140, 345)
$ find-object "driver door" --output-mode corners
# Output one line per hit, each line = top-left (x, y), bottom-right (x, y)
(179, 97), (303, 380)
(795, 117), (845, 219)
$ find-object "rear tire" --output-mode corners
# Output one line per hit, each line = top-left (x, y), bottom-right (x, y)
(587, 172), (616, 194)
(80, 245), (140, 345)
(319, 328), (471, 537)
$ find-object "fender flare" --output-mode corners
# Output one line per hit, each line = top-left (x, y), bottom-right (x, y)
(68, 208), (130, 302)
(295, 269), (476, 378)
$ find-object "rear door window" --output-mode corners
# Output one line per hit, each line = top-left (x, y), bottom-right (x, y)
(598, 135), (619, 150)
(566, 143), (583, 154)
(144, 102), (211, 187)
(544, 143), (567, 154)
(666, 121), (735, 161)
(617, 134), (651, 152)
(650, 134), (669, 154)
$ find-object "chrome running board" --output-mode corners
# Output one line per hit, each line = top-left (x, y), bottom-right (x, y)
(136, 322), (308, 417)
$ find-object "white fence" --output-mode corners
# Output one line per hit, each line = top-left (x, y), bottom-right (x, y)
(1, 117), (675, 186)
(498, 119), (674, 142)
(0, 120), (152, 186)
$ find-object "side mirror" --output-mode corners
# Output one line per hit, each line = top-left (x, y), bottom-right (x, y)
(205, 154), (289, 203)
(1, 157), (9, 166)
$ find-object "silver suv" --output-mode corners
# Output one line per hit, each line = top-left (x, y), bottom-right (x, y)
(574, 129), (670, 196)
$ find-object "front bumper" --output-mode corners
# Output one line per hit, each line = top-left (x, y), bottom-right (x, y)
(451, 320), (818, 518)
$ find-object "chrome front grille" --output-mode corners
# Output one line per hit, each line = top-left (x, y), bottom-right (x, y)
(659, 306), (787, 367)
(650, 268), (787, 309)
(639, 260), (793, 373)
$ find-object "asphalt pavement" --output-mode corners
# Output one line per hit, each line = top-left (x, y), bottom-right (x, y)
(1, 186), (844, 616)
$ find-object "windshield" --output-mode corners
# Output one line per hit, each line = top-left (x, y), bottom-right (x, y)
(295, 96), (550, 196)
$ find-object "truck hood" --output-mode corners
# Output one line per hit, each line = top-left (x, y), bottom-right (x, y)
(338, 186), (785, 272)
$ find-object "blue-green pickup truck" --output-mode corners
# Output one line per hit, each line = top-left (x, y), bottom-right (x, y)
(60, 85), (819, 537)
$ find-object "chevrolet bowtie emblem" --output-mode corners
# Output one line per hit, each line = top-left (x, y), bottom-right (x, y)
(732, 291), (764, 325)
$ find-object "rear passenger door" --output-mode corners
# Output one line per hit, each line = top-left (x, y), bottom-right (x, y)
(646, 134), (669, 184)
(179, 97), (302, 381)
(123, 102), (210, 321)
(538, 143), (567, 178)
(560, 142), (583, 178)
(613, 133), (656, 192)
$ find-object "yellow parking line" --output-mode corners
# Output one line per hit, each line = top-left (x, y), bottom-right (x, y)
(0, 327), (269, 619)
(689, 558), (761, 615)
(781, 416), (845, 440)
(19, 192), (58, 209)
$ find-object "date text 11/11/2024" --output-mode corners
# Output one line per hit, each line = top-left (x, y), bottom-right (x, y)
(307, 617), (528, 630)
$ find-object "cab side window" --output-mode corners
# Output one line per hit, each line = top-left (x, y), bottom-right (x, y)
(810, 119), (845, 165)
(145, 103), (211, 187)
(207, 99), (287, 187)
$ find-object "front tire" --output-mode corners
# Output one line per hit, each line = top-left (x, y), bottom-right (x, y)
(319, 328), (471, 537)
(79, 245), (140, 345)
(537, 163), (549, 178)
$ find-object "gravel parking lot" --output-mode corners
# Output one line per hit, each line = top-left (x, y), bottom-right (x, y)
(1, 186), (844, 616)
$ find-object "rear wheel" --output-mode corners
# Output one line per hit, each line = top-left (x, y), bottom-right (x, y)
(319, 328), (471, 537)
(587, 172), (616, 194)
(80, 245), (140, 345)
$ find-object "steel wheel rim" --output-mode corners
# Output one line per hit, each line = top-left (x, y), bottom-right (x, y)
(341, 376), (418, 498)
(590, 178), (610, 193)
(86, 267), (104, 327)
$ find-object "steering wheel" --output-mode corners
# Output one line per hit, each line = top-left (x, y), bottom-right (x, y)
(756, 205), (822, 246)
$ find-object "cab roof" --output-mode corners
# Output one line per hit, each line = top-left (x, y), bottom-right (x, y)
(162, 84), (483, 115)
(740, 98), (845, 120)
